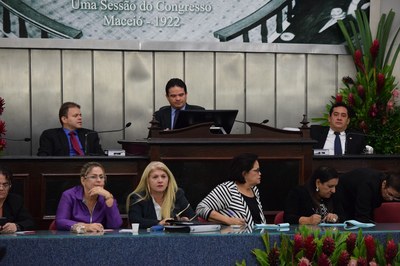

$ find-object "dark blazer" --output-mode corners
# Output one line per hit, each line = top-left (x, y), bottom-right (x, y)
(283, 185), (344, 224)
(154, 104), (205, 130)
(3, 193), (35, 231)
(336, 168), (385, 222)
(310, 125), (366, 154)
(128, 188), (196, 229)
(37, 128), (104, 156)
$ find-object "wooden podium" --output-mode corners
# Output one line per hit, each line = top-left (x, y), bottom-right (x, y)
(120, 121), (315, 216)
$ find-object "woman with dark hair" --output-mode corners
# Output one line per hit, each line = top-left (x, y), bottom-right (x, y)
(196, 153), (266, 227)
(0, 165), (35, 233)
(284, 166), (343, 225)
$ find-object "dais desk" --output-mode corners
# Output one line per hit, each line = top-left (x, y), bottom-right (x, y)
(1, 224), (400, 265)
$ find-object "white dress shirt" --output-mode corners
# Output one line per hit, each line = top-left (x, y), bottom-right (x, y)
(323, 128), (346, 155)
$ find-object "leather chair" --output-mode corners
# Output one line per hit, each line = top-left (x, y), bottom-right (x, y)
(373, 202), (400, 223)
(49, 220), (57, 230)
(274, 211), (284, 224)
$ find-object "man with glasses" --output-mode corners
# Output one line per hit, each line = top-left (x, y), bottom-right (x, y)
(0, 166), (35, 233)
(336, 168), (400, 222)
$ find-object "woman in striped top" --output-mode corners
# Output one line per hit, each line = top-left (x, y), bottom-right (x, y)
(196, 153), (266, 227)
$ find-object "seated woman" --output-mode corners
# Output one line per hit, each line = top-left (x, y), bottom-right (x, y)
(126, 161), (196, 229)
(284, 165), (344, 225)
(0, 166), (35, 233)
(56, 162), (122, 232)
(196, 153), (266, 227)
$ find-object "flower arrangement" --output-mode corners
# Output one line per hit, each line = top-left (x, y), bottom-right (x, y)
(238, 226), (400, 265)
(0, 97), (6, 153)
(313, 10), (400, 154)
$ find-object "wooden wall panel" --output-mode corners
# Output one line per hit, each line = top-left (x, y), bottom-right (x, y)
(276, 54), (306, 128)
(0, 49), (31, 155)
(31, 50), (62, 155)
(246, 53), (275, 129)
(124, 51), (154, 139)
(215, 52), (245, 134)
(93, 51), (124, 150)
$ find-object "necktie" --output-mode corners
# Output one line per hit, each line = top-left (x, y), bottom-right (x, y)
(172, 109), (180, 129)
(334, 131), (342, 155)
(69, 131), (84, 156)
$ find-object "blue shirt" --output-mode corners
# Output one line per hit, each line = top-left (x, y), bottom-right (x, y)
(171, 105), (186, 129)
(63, 128), (83, 156)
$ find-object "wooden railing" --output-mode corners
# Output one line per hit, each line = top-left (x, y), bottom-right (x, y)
(0, 0), (82, 39)
(214, 0), (292, 42)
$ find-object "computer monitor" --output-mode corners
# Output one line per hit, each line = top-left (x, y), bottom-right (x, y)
(174, 109), (239, 134)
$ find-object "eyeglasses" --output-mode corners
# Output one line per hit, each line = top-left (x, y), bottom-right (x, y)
(85, 175), (106, 180)
(251, 168), (261, 174)
(0, 182), (11, 189)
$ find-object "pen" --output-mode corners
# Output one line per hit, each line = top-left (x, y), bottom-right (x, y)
(226, 209), (236, 217)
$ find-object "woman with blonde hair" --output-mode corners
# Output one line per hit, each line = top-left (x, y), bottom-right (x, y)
(127, 161), (195, 229)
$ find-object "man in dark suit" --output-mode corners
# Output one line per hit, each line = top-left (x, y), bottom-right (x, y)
(310, 102), (366, 155)
(153, 78), (205, 130)
(37, 102), (103, 156)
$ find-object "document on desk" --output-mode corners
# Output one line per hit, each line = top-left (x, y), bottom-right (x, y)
(253, 223), (290, 231)
(319, 220), (375, 230)
(164, 224), (221, 233)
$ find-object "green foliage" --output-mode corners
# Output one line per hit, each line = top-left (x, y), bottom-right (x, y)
(314, 10), (400, 154)
(247, 226), (400, 265)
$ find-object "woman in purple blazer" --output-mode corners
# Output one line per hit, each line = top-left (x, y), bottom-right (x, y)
(56, 162), (122, 232)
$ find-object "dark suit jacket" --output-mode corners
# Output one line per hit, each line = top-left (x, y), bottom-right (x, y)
(3, 193), (35, 231)
(37, 128), (104, 156)
(310, 125), (366, 155)
(336, 168), (385, 222)
(128, 188), (196, 229)
(153, 104), (205, 130)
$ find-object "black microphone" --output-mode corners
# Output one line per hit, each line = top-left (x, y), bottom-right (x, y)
(235, 119), (269, 124)
(84, 122), (132, 155)
(0, 137), (31, 142)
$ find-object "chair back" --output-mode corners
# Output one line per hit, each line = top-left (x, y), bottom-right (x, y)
(274, 211), (284, 224)
(373, 202), (400, 223)
(49, 220), (57, 230)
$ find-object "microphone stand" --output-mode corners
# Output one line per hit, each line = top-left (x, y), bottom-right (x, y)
(84, 122), (132, 155)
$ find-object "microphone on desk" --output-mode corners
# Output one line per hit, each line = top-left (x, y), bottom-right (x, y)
(84, 122), (132, 155)
(0, 137), (31, 142)
(235, 119), (269, 125)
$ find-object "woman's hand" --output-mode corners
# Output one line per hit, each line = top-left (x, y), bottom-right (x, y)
(225, 217), (246, 226)
(85, 223), (104, 232)
(159, 218), (173, 226)
(323, 213), (339, 223)
(88, 187), (111, 198)
(300, 214), (321, 225)
(0, 223), (17, 234)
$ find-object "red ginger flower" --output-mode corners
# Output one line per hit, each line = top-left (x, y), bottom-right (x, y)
(317, 253), (332, 266)
(267, 247), (279, 266)
(346, 233), (357, 255)
(348, 93), (355, 106)
(392, 88), (400, 98)
(304, 235), (316, 261)
(357, 257), (368, 266)
(385, 239), (398, 264)
(369, 103), (378, 118)
(298, 257), (311, 266)
(377, 73), (385, 94)
(364, 235), (376, 262)
(338, 250), (351, 266)
(0, 138), (5, 150)
(0, 120), (6, 136)
(357, 84), (366, 100)
(0, 97), (4, 115)
(322, 236), (335, 256)
(370, 39), (379, 63)
(354, 49), (365, 73)
(336, 94), (343, 103)
(293, 233), (303, 255)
